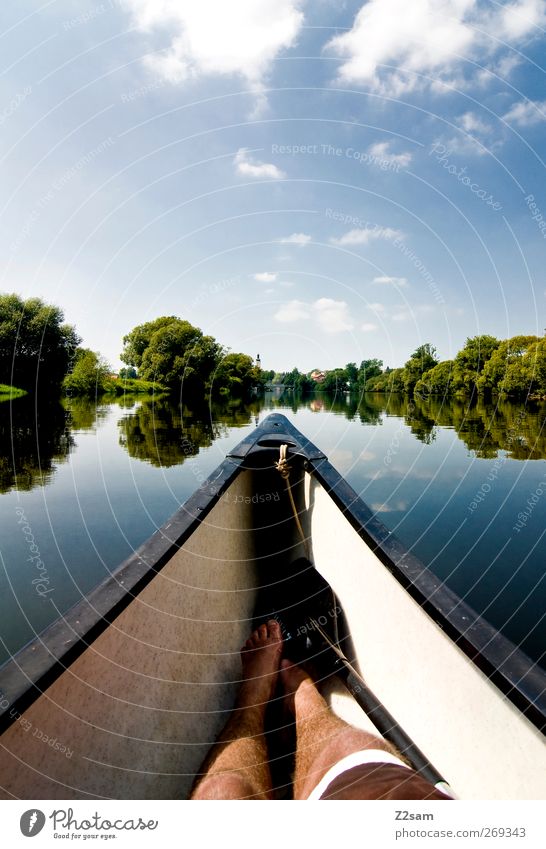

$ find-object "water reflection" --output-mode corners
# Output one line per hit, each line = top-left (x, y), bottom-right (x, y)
(64, 397), (111, 431)
(117, 396), (267, 467)
(2, 392), (546, 494)
(118, 399), (217, 467)
(0, 397), (73, 493)
(410, 395), (546, 459)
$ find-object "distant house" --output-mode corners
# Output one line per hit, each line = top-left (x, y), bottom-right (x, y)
(310, 370), (327, 383)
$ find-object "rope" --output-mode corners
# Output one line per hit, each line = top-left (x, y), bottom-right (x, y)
(275, 444), (310, 560)
(276, 444), (340, 647)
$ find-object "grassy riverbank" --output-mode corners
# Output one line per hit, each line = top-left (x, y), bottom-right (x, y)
(0, 383), (27, 402)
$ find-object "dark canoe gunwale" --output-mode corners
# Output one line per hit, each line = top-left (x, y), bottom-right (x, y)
(0, 413), (545, 738)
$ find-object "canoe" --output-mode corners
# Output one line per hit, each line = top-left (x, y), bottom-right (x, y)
(0, 413), (544, 800)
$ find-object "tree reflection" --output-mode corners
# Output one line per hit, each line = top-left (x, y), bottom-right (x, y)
(368, 393), (546, 459)
(117, 397), (258, 467)
(63, 397), (109, 431)
(2, 392), (545, 494)
(0, 397), (73, 493)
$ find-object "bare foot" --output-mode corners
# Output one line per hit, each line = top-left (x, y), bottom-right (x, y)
(237, 620), (283, 711)
(279, 658), (315, 715)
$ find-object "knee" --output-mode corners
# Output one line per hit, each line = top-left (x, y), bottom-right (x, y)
(310, 728), (395, 780)
(191, 772), (255, 800)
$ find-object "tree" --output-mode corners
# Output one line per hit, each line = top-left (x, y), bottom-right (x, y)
(402, 344), (438, 393)
(366, 367), (405, 393)
(345, 362), (359, 389)
(479, 335), (544, 397)
(63, 349), (111, 397)
(358, 359), (383, 387)
(415, 360), (454, 397)
(121, 316), (223, 394)
(120, 316), (178, 371)
(321, 368), (351, 394)
(211, 353), (262, 396)
(452, 335), (500, 395)
(0, 293), (80, 390)
(284, 367), (314, 393)
(118, 366), (137, 380)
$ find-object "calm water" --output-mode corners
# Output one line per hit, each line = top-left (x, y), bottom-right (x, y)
(1, 391), (545, 668)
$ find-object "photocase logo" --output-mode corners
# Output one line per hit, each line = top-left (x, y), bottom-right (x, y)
(20, 810), (46, 837)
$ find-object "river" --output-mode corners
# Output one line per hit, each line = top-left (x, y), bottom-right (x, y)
(0, 391), (545, 668)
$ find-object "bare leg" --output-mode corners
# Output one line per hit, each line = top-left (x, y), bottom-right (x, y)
(280, 659), (398, 800)
(191, 621), (283, 800)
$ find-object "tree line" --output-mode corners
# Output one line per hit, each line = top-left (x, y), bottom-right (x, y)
(278, 335), (546, 400)
(0, 294), (265, 399)
(2, 293), (545, 402)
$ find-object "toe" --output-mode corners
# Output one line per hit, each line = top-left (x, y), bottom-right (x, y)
(268, 619), (281, 641)
(257, 623), (268, 640)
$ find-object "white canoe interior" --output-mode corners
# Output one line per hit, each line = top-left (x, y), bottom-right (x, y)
(1, 419), (545, 800)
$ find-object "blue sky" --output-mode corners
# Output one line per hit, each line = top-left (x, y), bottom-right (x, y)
(1, 0), (545, 372)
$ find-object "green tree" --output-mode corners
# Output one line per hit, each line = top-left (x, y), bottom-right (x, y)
(402, 344), (438, 393)
(320, 368), (350, 394)
(284, 367), (315, 393)
(358, 359), (383, 387)
(121, 316), (223, 394)
(479, 335), (545, 397)
(211, 352), (262, 396)
(415, 360), (455, 397)
(345, 362), (359, 389)
(366, 367), (405, 393)
(452, 335), (500, 395)
(63, 348), (111, 397)
(118, 366), (137, 379)
(120, 316), (178, 371)
(0, 293), (80, 391)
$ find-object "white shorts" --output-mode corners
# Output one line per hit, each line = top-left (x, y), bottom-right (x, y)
(306, 749), (410, 800)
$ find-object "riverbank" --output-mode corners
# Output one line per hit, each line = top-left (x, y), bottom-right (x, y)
(0, 384), (27, 402)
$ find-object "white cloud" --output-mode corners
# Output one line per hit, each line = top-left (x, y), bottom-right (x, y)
(361, 322), (378, 332)
(368, 302), (385, 312)
(436, 110), (500, 156)
(313, 298), (354, 333)
(368, 141), (412, 167)
(125, 0), (304, 87)
(274, 300), (309, 322)
(503, 99), (546, 127)
(493, 0), (546, 39)
(433, 110), (500, 157)
(331, 226), (403, 246)
(457, 111), (492, 135)
(373, 276), (408, 287)
(234, 148), (286, 179)
(279, 232), (312, 247)
(326, 0), (545, 95)
(274, 297), (354, 333)
(253, 271), (277, 283)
